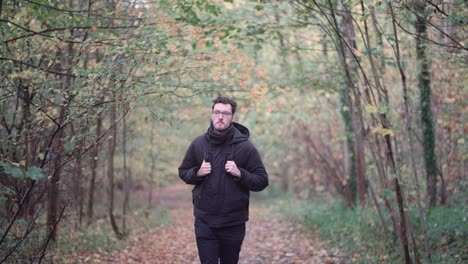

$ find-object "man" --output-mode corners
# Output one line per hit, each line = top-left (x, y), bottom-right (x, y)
(178, 96), (269, 264)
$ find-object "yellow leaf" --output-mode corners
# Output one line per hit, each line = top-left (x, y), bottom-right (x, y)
(365, 104), (378, 113)
(372, 127), (394, 137)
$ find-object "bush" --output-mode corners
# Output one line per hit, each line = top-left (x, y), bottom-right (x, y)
(427, 206), (467, 263)
(271, 195), (467, 263)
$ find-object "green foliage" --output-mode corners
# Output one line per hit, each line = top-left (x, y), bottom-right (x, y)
(427, 206), (468, 263)
(272, 195), (468, 263)
(0, 163), (23, 178)
(273, 196), (394, 263)
(0, 217), (47, 263)
(1, 0), (466, 261)
(0, 162), (44, 180)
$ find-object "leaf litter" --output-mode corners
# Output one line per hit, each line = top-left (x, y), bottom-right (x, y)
(67, 183), (341, 263)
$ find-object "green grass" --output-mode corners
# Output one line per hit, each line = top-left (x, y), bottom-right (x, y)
(427, 206), (468, 263)
(270, 195), (467, 263)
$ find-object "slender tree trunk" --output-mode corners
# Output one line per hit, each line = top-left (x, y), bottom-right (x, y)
(46, 172), (60, 243)
(46, 32), (75, 241)
(360, 1), (396, 172)
(325, 0), (357, 207)
(77, 158), (84, 226)
(86, 46), (103, 226)
(146, 123), (156, 218)
(339, 91), (357, 207)
(370, 7), (385, 72)
(70, 122), (84, 226)
(389, 2), (431, 260)
(122, 113), (130, 232)
(342, 2), (367, 206)
(47, 120), (65, 243)
(327, 0), (371, 206)
(414, 2), (438, 208)
(394, 178), (412, 264)
(19, 84), (35, 218)
(107, 91), (123, 238)
(87, 110), (102, 226)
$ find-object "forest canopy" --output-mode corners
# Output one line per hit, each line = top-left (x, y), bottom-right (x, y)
(0, 0), (466, 263)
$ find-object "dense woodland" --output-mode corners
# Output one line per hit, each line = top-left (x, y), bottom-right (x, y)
(0, 0), (466, 263)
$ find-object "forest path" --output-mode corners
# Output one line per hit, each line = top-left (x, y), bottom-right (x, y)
(73, 183), (341, 263)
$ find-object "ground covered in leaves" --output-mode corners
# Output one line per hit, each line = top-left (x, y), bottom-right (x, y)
(69, 183), (341, 263)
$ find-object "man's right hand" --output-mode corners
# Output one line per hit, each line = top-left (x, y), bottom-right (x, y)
(197, 160), (211, 177)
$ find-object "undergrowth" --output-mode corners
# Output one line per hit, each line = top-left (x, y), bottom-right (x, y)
(51, 206), (170, 263)
(271, 195), (467, 263)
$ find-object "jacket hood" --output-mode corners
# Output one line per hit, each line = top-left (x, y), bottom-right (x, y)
(232, 122), (250, 143)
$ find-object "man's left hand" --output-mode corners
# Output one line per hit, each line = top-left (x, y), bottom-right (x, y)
(225, 161), (241, 177)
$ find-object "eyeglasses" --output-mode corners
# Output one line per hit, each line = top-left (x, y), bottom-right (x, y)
(212, 110), (232, 117)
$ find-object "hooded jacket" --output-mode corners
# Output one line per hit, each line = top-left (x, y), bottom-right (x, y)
(178, 122), (268, 227)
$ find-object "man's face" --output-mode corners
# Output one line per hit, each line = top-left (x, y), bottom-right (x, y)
(211, 103), (234, 132)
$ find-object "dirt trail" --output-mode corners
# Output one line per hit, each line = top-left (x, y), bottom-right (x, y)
(73, 183), (341, 263)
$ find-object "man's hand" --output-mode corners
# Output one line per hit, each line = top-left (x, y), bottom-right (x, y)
(225, 161), (241, 177)
(197, 160), (211, 177)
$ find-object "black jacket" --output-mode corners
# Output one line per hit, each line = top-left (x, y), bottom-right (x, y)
(178, 122), (268, 227)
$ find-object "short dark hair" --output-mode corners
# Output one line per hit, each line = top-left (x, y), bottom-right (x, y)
(212, 96), (237, 115)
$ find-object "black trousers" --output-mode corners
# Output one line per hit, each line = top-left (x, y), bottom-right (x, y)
(194, 218), (246, 264)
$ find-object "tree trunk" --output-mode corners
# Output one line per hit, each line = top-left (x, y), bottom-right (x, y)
(86, 45), (103, 225)
(328, 0), (371, 206)
(87, 110), (102, 226)
(46, 33), (75, 241)
(19, 84), (35, 218)
(70, 121), (86, 226)
(146, 123), (156, 218)
(360, 1), (396, 172)
(342, 2), (367, 206)
(326, 0), (357, 207)
(107, 91), (124, 238)
(370, 6), (385, 73)
(122, 113), (130, 232)
(394, 178), (412, 264)
(339, 91), (357, 207)
(46, 121), (65, 242)
(414, 2), (438, 208)
(388, 2), (431, 261)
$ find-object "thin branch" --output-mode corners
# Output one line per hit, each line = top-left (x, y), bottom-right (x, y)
(426, 1), (450, 18)
(1, 19), (140, 44)
(0, 57), (75, 77)
(24, 0), (87, 13)
(38, 201), (69, 264)
(0, 205), (39, 263)
(18, 1), (146, 21)
(392, 8), (467, 50)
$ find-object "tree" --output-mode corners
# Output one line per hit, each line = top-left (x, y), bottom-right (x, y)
(413, 1), (438, 208)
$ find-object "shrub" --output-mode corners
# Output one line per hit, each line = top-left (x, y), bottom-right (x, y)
(272, 195), (467, 263)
